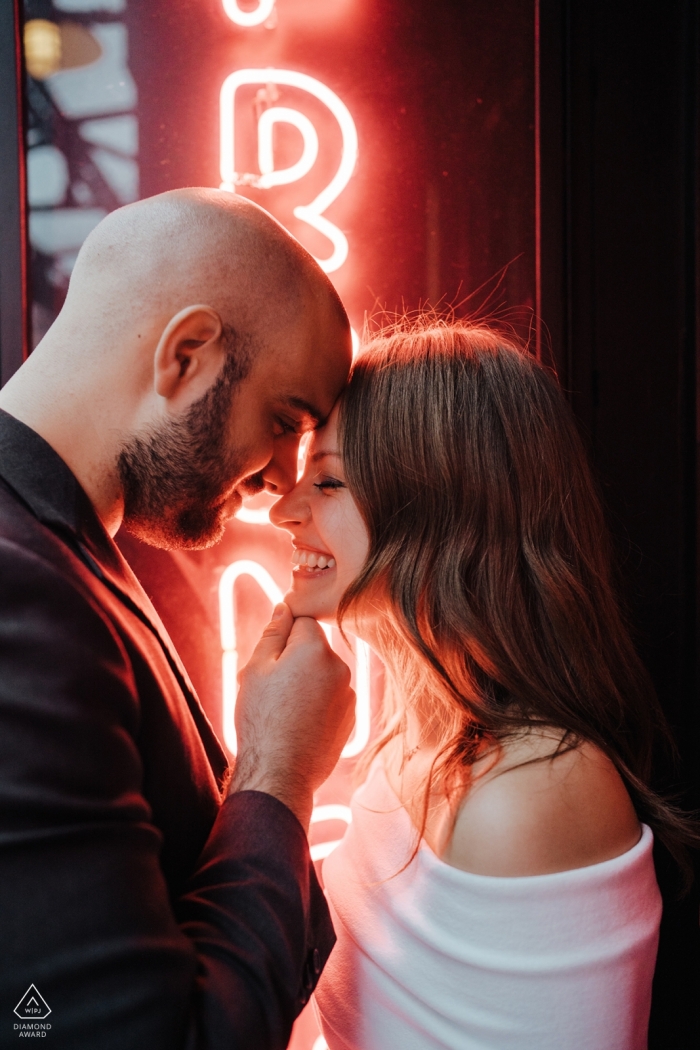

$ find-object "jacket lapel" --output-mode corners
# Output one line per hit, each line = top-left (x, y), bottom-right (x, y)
(0, 409), (229, 788)
(76, 529), (230, 790)
(79, 526), (198, 697)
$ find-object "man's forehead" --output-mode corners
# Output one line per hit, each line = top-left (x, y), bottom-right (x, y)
(254, 305), (351, 418)
(273, 344), (349, 418)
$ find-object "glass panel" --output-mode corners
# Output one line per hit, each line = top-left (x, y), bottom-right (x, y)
(22, 3), (535, 1046)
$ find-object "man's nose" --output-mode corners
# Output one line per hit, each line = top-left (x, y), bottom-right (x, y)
(262, 441), (298, 496)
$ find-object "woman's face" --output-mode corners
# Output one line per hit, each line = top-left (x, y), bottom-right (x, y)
(269, 404), (370, 623)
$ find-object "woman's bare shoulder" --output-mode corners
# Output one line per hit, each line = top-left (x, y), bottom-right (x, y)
(442, 731), (641, 877)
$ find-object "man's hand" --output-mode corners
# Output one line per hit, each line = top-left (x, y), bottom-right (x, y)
(229, 603), (355, 830)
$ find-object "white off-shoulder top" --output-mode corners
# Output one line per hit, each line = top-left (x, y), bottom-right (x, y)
(316, 761), (662, 1050)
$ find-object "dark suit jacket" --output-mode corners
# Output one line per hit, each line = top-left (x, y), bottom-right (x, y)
(0, 410), (334, 1050)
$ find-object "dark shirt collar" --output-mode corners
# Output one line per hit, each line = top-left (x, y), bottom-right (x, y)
(0, 407), (229, 787)
(0, 406), (196, 683)
(0, 408), (177, 650)
(0, 407), (118, 562)
(0, 408), (178, 627)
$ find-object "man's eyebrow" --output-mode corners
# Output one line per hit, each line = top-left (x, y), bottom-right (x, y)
(280, 395), (325, 426)
(310, 449), (341, 462)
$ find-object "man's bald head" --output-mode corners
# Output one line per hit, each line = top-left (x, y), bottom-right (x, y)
(61, 188), (348, 358)
(0, 189), (352, 545)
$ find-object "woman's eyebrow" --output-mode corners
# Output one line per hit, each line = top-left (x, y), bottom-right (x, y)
(310, 449), (341, 463)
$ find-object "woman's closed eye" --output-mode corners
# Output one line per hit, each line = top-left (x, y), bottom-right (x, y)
(313, 476), (346, 492)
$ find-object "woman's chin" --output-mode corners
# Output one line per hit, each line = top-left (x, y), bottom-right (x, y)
(284, 587), (339, 623)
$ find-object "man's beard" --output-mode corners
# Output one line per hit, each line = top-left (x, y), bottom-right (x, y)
(117, 355), (260, 550)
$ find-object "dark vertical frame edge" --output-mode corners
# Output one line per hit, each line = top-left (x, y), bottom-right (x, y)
(533, 0), (542, 361)
(0, 0), (28, 388)
(535, 0), (567, 381)
(681, 0), (699, 790)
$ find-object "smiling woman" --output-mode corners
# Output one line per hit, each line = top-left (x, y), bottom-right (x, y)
(271, 416), (369, 624)
(268, 318), (700, 1050)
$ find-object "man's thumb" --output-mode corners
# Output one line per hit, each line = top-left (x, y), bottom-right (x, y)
(254, 602), (294, 660)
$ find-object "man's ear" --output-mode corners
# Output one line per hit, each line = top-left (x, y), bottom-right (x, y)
(153, 305), (225, 400)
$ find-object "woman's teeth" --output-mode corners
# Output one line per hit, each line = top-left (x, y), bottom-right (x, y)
(292, 549), (336, 570)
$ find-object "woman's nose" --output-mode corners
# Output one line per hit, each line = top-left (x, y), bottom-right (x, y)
(269, 481), (307, 530)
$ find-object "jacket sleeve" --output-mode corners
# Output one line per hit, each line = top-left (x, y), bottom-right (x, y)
(0, 539), (335, 1050)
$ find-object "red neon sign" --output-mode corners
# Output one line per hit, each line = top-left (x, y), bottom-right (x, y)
(219, 67), (358, 273)
(216, 18), (365, 1043)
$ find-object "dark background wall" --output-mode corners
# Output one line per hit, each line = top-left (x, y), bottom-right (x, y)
(540, 1), (699, 1044)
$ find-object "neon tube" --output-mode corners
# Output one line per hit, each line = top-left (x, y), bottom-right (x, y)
(222, 0), (276, 27)
(258, 106), (319, 188)
(218, 560), (371, 758)
(309, 804), (352, 861)
(219, 561), (283, 754)
(220, 68), (358, 272)
(235, 505), (272, 525)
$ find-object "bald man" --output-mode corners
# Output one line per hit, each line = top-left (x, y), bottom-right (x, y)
(0, 190), (354, 1049)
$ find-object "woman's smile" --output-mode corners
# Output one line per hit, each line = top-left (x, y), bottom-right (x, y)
(291, 545), (337, 575)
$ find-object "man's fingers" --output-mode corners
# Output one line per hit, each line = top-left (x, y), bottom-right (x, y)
(250, 602), (294, 661)
(285, 615), (333, 650)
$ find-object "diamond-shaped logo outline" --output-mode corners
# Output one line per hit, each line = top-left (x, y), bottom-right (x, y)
(13, 984), (51, 1020)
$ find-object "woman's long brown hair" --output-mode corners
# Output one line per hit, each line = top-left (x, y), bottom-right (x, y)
(337, 320), (698, 885)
